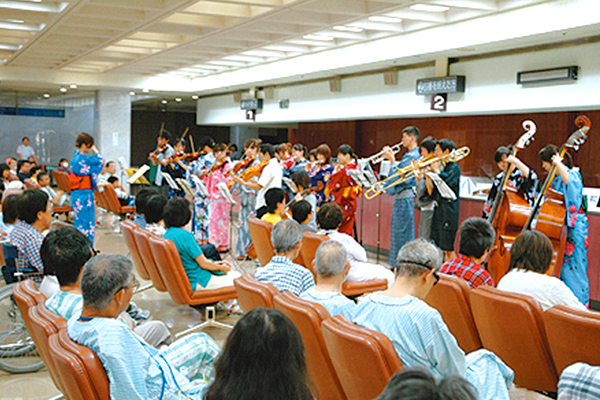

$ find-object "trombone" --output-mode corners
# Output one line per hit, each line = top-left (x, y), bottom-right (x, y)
(364, 147), (470, 200)
(360, 143), (403, 164)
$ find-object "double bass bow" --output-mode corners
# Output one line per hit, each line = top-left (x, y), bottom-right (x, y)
(522, 115), (591, 276)
(485, 120), (536, 283)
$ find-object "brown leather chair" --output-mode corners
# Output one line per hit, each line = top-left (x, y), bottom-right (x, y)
(132, 227), (168, 292)
(273, 291), (347, 400)
(12, 280), (46, 335)
(28, 305), (66, 392)
(233, 274), (279, 312)
(48, 329), (110, 400)
(52, 170), (71, 194)
(544, 305), (600, 375)
(121, 220), (152, 282)
(470, 286), (558, 392)
(147, 234), (237, 306)
(248, 218), (275, 266)
(99, 183), (136, 215)
(424, 274), (482, 353)
(321, 315), (403, 400)
(301, 231), (388, 297)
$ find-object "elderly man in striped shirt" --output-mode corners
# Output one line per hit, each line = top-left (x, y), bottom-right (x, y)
(353, 238), (514, 400)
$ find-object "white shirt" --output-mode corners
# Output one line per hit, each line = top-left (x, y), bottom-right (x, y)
(17, 144), (35, 160)
(256, 157), (283, 210)
(319, 229), (368, 264)
(497, 269), (587, 311)
(97, 172), (112, 185)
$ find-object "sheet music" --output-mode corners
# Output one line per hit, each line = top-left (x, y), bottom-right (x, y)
(162, 172), (180, 191)
(217, 181), (237, 205)
(176, 178), (196, 198)
(347, 169), (370, 188)
(190, 175), (209, 197)
(127, 164), (150, 184)
(282, 177), (298, 193)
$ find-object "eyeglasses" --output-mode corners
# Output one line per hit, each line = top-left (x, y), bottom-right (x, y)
(398, 259), (440, 286)
(114, 277), (141, 296)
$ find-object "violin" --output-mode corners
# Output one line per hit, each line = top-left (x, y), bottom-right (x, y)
(149, 145), (167, 159)
(233, 156), (255, 174)
(238, 160), (268, 181)
(168, 150), (206, 165)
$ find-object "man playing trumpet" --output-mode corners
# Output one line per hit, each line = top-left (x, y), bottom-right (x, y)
(380, 126), (421, 268)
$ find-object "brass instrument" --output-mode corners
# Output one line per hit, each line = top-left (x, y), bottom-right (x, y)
(364, 147), (470, 200)
(360, 143), (403, 164)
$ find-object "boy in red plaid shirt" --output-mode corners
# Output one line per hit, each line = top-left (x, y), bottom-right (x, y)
(440, 217), (495, 289)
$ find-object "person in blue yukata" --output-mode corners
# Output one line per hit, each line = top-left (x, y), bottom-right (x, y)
(300, 240), (356, 319)
(255, 219), (315, 295)
(68, 254), (221, 399)
(353, 238), (514, 400)
(70, 133), (104, 244)
(380, 126), (422, 267)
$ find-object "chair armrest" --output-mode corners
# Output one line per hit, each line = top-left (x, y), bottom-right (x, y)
(342, 279), (388, 297)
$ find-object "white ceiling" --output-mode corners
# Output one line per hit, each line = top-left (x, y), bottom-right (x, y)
(1, 0), (599, 105)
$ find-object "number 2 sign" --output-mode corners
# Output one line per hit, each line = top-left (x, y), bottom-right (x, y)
(431, 93), (447, 112)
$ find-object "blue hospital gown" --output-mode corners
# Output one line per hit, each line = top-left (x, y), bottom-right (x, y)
(70, 150), (104, 244)
(353, 293), (514, 400)
(68, 317), (219, 400)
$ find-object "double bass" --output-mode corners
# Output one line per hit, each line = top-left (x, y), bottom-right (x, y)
(523, 115), (591, 277)
(486, 120), (536, 283)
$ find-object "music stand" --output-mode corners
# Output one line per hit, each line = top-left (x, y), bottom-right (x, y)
(176, 178), (196, 198)
(190, 175), (209, 198)
(217, 181), (237, 205)
(161, 172), (180, 191)
(126, 165), (151, 185)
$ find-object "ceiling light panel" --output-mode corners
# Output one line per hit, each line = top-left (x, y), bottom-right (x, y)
(410, 4), (450, 13)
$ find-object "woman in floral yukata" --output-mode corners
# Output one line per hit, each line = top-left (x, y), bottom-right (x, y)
(69, 133), (104, 244)
(539, 145), (589, 306)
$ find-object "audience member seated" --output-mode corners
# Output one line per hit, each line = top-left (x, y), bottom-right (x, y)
(353, 238), (514, 400)
(163, 197), (239, 290)
(205, 307), (313, 400)
(317, 202), (394, 287)
(107, 176), (135, 206)
(440, 217), (495, 289)
(16, 160), (33, 181)
(291, 200), (316, 233)
(133, 187), (157, 228)
(97, 160), (117, 186)
(558, 362), (600, 400)
(376, 368), (478, 400)
(255, 219), (315, 295)
(6, 158), (18, 176)
(42, 227), (170, 346)
(38, 172), (70, 207)
(291, 170), (317, 230)
(0, 194), (20, 237)
(68, 254), (221, 398)
(260, 187), (286, 225)
(57, 158), (71, 174)
(9, 189), (51, 282)
(497, 230), (586, 311)
(144, 194), (167, 236)
(300, 240), (355, 319)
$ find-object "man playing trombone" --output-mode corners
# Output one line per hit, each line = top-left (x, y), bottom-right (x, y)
(380, 126), (421, 268)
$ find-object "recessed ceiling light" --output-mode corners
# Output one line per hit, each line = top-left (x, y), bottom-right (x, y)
(43, 93), (50, 98)
(129, 91), (135, 96)
(333, 26), (364, 33)
(161, 99), (167, 104)
(175, 98), (182, 102)
(368, 16), (403, 23)
(303, 34), (334, 41)
(410, 4), (449, 12)
(2, 19), (25, 24)
(142, 88), (150, 93)
(70, 84), (77, 89)
(192, 95), (199, 100)
(59, 87), (67, 93)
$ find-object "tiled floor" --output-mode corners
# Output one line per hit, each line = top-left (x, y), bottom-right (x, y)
(0, 219), (553, 400)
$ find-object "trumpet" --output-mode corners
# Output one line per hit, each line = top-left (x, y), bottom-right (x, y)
(360, 143), (403, 164)
(364, 147), (470, 200)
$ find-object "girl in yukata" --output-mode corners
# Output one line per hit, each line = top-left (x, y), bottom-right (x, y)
(325, 144), (362, 236)
(162, 137), (189, 198)
(539, 145), (589, 305)
(70, 133), (104, 244)
(307, 143), (334, 206)
(230, 138), (260, 260)
(206, 143), (233, 252)
(186, 136), (215, 244)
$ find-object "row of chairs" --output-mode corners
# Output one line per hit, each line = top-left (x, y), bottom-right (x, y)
(247, 218), (388, 297)
(121, 220), (237, 335)
(13, 279), (109, 400)
(424, 274), (600, 393)
(233, 274), (402, 400)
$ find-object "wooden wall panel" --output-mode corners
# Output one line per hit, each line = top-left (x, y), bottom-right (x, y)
(290, 121), (357, 155)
